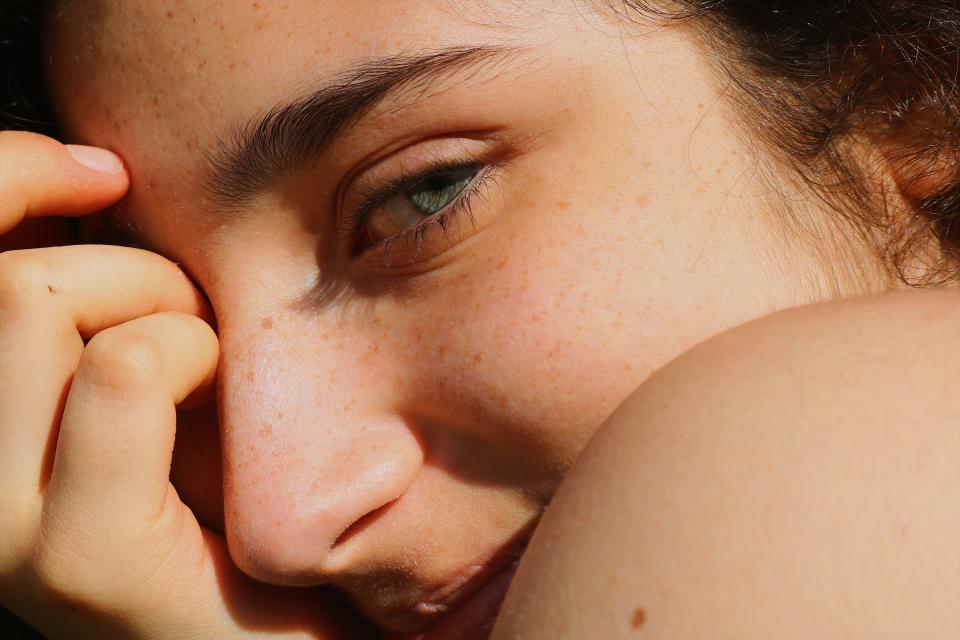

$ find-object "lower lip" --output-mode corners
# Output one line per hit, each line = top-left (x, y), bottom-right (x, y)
(396, 561), (520, 640)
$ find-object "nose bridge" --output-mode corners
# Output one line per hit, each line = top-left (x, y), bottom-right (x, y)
(217, 313), (423, 586)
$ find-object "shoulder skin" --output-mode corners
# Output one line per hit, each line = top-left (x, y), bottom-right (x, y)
(494, 289), (960, 639)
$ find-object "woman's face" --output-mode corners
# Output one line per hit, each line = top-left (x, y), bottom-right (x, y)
(46, 0), (834, 631)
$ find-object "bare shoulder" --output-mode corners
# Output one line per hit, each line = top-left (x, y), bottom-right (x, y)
(493, 291), (960, 639)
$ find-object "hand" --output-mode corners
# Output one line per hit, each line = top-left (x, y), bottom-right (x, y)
(0, 132), (366, 639)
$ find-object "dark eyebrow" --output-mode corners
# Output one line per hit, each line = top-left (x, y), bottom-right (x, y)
(203, 45), (521, 212)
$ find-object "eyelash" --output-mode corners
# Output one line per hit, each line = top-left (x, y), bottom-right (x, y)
(344, 158), (500, 260)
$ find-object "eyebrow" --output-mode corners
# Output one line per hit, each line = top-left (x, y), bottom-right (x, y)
(203, 45), (521, 212)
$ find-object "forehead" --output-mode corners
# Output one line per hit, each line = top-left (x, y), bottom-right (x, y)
(43, 1), (577, 246)
(45, 1), (549, 148)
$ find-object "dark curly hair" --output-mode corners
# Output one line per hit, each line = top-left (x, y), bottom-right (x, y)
(1, 0), (54, 136)
(2, 0), (960, 285)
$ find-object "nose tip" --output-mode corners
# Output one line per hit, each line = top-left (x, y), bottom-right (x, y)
(224, 431), (424, 586)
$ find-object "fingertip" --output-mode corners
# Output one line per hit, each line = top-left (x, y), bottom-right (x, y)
(0, 132), (130, 229)
(65, 144), (125, 176)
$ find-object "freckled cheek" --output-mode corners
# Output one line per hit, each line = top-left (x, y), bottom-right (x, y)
(402, 248), (646, 460)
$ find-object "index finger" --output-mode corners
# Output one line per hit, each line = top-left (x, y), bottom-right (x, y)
(0, 131), (129, 235)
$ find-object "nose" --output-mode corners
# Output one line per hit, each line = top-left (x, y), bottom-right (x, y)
(216, 317), (424, 586)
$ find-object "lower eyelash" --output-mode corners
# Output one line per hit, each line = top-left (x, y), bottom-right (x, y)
(378, 164), (500, 264)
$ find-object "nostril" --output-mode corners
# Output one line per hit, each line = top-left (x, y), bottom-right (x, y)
(333, 497), (400, 549)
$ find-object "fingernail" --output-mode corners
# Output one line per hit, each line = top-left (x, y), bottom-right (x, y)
(66, 145), (125, 175)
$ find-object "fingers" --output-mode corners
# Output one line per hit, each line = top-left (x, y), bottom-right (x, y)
(0, 245), (210, 336)
(0, 131), (128, 235)
(0, 246), (209, 499)
(45, 311), (219, 529)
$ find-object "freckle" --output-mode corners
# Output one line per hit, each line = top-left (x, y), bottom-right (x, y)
(245, 371), (255, 382)
(259, 423), (273, 437)
(899, 524), (909, 540)
(165, 10), (174, 18)
(151, 96), (159, 106)
(252, 1), (261, 8)
(557, 200), (570, 210)
(255, 21), (265, 30)
(276, 411), (284, 420)
(631, 607), (646, 629)
(473, 352), (483, 363)
(261, 317), (273, 329)
(634, 194), (649, 208)
(229, 62), (236, 70)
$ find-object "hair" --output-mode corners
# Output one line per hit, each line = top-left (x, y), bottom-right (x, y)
(3, 0), (959, 284)
(1, 1), (54, 136)
(613, 0), (960, 287)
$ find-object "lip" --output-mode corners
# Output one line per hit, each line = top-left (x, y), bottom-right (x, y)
(385, 528), (533, 640)
(387, 560), (521, 640)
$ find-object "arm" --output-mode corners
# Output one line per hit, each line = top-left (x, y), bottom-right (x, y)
(494, 291), (960, 639)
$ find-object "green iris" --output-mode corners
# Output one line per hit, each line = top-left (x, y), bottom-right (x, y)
(406, 172), (474, 216)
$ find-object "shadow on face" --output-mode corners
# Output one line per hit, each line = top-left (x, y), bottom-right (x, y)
(44, 0), (838, 631)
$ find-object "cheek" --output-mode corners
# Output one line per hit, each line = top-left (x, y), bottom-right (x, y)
(398, 231), (660, 472)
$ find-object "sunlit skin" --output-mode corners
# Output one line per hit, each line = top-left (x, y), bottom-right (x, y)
(20, 0), (952, 636)
(43, 0), (881, 631)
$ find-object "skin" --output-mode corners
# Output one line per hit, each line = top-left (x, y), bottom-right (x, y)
(0, 0), (954, 637)
(494, 291), (960, 638)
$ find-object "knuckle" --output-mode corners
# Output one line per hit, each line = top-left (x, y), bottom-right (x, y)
(0, 250), (55, 310)
(81, 329), (167, 391)
(167, 311), (216, 342)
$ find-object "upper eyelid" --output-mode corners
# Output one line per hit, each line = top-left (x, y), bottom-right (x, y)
(335, 137), (494, 225)
(360, 161), (482, 213)
(339, 159), (485, 243)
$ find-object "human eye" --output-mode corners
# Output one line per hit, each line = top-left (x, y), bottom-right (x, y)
(339, 139), (504, 266)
